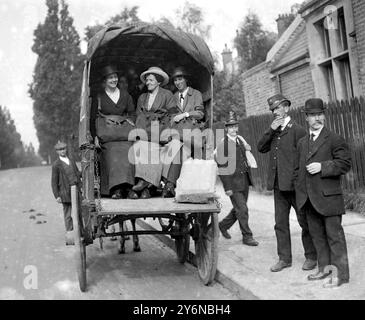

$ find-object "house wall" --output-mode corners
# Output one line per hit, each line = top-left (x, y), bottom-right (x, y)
(279, 64), (316, 109)
(241, 62), (277, 116)
(352, 0), (365, 95)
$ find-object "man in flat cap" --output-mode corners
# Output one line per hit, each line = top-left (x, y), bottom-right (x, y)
(257, 94), (317, 272)
(216, 111), (259, 246)
(51, 140), (81, 245)
(294, 98), (351, 288)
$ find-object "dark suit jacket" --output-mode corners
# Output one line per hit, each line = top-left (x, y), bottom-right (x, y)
(257, 119), (306, 191)
(294, 127), (351, 216)
(216, 135), (253, 192)
(136, 87), (175, 117)
(173, 87), (204, 120)
(51, 158), (81, 203)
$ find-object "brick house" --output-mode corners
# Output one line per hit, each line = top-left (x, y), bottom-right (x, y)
(228, 0), (365, 116)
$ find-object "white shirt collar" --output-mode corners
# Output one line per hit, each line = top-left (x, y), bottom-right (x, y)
(281, 116), (291, 130)
(59, 155), (70, 165)
(309, 126), (324, 140)
(179, 87), (189, 98)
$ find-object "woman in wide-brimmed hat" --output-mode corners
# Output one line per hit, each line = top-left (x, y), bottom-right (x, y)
(131, 66), (178, 199)
(90, 64), (138, 199)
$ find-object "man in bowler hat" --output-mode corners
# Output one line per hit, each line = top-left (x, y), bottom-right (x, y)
(294, 98), (351, 288)
(257, 94), (317, 272)
(51, 140), (81, 245)
(215, 111), (259, 246)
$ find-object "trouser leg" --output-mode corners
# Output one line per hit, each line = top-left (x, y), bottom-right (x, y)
(63, 203), (73, 232)
(290, 193), (317, 260)
(219, 208), (238, 231)
(304, 201), (330, 272)
(274, 188), (292, 263)
(325, 215), (350, 281)
(229, 187), (253, 239)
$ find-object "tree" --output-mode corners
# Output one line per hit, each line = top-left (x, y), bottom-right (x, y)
(213, 71), (246, 122)
(29, 0), (83, 161)
(175, 1), (211, 39)
(0, 106), (24, 169)
(84, 6), (141, 41)
(234, 12), (277, 72)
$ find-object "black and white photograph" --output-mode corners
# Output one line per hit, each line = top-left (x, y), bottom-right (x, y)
(0, 0), (364, 304)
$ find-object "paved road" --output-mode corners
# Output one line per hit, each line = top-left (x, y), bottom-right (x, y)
(0, 166), (237, 300)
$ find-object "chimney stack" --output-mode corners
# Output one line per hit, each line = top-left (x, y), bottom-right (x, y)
(276, 13), (295, 37)
(221, 44), (233, 74)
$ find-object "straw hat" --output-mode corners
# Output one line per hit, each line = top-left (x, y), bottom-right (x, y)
(140, 66), (169, 86)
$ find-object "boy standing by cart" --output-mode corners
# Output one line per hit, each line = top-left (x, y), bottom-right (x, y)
(51, 140), (81, 245)
(215, 111), (259, 246)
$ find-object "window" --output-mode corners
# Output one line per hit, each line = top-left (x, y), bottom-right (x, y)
(321, 63), (336, 102)
(314, 6), (353, 101)
(337, 57), (354, 99)
(338, 8), (348, 51)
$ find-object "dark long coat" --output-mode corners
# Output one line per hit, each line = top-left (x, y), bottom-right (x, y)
(294, 127), (351, 216)
(51, 158), (81, 203)
(216, 135), (253, 192)
(90, 90), (136, 195)
(257, 119), (306, 191)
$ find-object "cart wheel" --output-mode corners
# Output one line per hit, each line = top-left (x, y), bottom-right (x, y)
(175, 218), (190, 264)
(71, 186), (87, 292)
(194, 212), (219, 285)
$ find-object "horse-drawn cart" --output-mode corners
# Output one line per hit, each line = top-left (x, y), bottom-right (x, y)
(74, 22), (220, 292)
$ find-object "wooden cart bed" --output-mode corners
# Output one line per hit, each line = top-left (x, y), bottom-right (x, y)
(97, 197), (220, 215)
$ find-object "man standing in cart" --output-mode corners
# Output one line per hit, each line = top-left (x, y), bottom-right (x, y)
(215, 111), (259, 246)
(51, 140), (81, 245)
(257, 94), (317, 272)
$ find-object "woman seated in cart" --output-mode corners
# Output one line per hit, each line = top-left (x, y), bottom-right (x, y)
(90, 65), (139, 199)
(131, 66), (182, 199)
(160, 66), (205, 198)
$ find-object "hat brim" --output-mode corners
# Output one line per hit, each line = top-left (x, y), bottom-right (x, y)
(140, 69), (169, 86)
(172, 72), (190, 80)
(55, 145), (67, 150)
(301, 107), (327, 114)
(270, 99), (291, 110)
(225, 121), (239, 126)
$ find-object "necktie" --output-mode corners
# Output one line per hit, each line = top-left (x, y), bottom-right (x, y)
(309, 133), (315, 151)
(180, 93), (184, 106)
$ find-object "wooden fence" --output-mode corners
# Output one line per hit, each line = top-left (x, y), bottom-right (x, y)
(213, 96), (365, 193)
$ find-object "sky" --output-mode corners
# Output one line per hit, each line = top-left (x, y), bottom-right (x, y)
(0, 0), (301, 152)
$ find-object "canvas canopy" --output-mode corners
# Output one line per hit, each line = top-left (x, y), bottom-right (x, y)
(79, 22), (215, 147)
(86, 23), (214, 96)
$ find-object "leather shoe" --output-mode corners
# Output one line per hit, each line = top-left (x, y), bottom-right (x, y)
(218, 223), (231, 239)
(127, 190), (139, 199)
(323, 277), (349, 288)
(270, 260), (292, 272)
(132, 179), (149, 192)
(140, 188), (151, 199)
(111, 189), (122, 199)
(242, 237), (259, 246)
(307, 271), (331, 281)
(65, 231), (75, 246)
(162, 182), (175, 198)
(302, 258), (317, 271)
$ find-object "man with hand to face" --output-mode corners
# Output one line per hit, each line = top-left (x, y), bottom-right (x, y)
(257, 94), (317, 272)
(294, 98), (351, 288)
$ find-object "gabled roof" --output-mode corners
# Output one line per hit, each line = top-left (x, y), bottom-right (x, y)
(265, 15), (307, 65)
